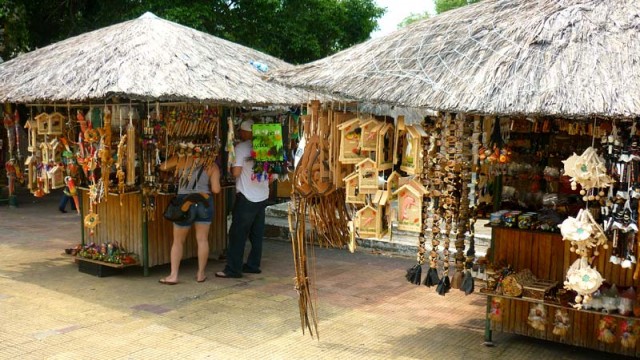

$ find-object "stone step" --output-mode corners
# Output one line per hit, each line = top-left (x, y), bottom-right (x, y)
(264, 202), (491, 258)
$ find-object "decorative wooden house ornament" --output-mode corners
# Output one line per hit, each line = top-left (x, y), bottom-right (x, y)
(48, 165), (66, 189)
(359, 117), (380, 151)
(386, 171), (402, 200)
(39, 142), (51, 164)
(344, 171), (365, 204)
(24, 119), (37, 152)
(400, 125), (428, 175)
(356, 158), (378, 194)
(35, 112), (64, 135)
(338, 117), (365, 164)
(393, 116), (405, 165)
(355, 205), (378, 238)
(376, 122), (395, 170)
(35, 113), (49, 135)
(373, 190), (390, 238)
(49, 138), (62, 164)
(47, 112), (65, 135)
(393, 179), (427, 232)
(24, 156), (36, 191)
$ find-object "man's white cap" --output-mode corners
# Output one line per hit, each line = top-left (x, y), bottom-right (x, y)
(240, 119), (254, 132)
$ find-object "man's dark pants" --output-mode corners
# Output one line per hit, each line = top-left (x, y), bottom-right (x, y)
(223, 193), (267, 276)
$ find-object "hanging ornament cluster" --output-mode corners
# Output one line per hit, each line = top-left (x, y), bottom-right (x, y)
(564, 257), (604, 309)
(562, 147), (613, 192)
(559, 208), (608, 257)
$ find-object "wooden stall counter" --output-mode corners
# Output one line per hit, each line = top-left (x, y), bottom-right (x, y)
(484, 226), (640, 357)
(78, 188), (230, 275)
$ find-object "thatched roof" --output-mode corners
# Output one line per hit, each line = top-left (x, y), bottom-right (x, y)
(0, 12), (318, 105)
(272, 0), (640, 118)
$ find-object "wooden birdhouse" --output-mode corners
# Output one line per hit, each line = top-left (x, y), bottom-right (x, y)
(338, 118), (365, 164)
(24, 155), (37, 191)
(36, 112), (64, 135)
(393, 116), (405, 165)
(40, 142), (51, 164)
(400, 125), (428, 175)
(24, 119), (38, 152)
(359, 117), (380, 151)
(356, 158), (378, 194)
(344, 171), (365, 204)
(355, 205), (379, 239)
(49, 138), (62, 164)
(376, 122), (395, 170)
(47, 165), (66, 189)
(47, 112), (65, 135)
(386, 171), (402, 200)
(393, 179), (427, 232)
(373, 190), (390, 238)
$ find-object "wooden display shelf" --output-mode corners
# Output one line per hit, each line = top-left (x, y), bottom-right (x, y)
(485, 226), (640, 357)
(485, 292), (636, 322)
(486, 294), (640, 357)
(74, 256), (138, 268)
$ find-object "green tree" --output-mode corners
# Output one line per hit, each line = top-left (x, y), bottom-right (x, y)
(435, 0), (480, 14)
(0, 0), (384, 64)
(397, 11), (430, 29)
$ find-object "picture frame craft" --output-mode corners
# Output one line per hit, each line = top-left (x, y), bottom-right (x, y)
(338, 118), (365, 164)
(252, 123), (284, 161)
(393, 179), (427, 232)
(359, 117), (380, 151)
(400, 125), (428, 175)
(356, 158), (378, 194)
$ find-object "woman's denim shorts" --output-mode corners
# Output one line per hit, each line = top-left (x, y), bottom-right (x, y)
(174, 194), (214, 227)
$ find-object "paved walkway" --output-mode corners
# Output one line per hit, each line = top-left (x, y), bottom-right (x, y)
(0, 190), (633, 359)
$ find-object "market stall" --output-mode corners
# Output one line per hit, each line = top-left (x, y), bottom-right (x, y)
(0, 12), (312, 275)
(271, 0), (640, 354)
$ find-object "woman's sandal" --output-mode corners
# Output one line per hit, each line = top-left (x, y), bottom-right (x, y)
(159, 278), (178, 285)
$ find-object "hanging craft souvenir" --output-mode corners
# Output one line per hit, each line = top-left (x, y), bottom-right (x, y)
(552, 309), (570, 337)
(620, 319), (640, 349)
(251, 122), (288, 181)
(562, 147), (613, 192)
(564, 257), (604, 309)
(358, 117), (380, 151)
(337, 118), (364, 164)
(558, 208), (608, 257)
(597, 316), (617, 344)
(527, 303), (547, 331)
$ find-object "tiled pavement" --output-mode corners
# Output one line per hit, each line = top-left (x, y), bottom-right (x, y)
(0, 190), (633, 359)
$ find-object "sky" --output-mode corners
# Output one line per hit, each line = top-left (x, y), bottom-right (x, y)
(371, 0), (435, 38)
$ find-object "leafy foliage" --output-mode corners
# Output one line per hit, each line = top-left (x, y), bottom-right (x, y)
(0, 0), (384, 64)
(397, 11), (430, 29)
(434, 0), (480, 15)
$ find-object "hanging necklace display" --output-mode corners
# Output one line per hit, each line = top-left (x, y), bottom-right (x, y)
(99, 106), (112, 202)
(115, 134), (127, 206)
(126, 110), (136, 187)
(435, 113), (457, 296)
(461, 115), (483, 295)
(423, 115), (443, 288)
(141, 108), (160, 221)
(405, 116), (432, 285)
(452, 114), (472, 291)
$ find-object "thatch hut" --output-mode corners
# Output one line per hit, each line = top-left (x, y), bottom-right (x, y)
(272, 0), (640, 117)
(0, 12), (314, 105)
(0, 12), (318, 274)
(272, 1), (640, 355)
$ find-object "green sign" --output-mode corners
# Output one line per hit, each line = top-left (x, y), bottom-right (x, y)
(252, 123), (284, 161)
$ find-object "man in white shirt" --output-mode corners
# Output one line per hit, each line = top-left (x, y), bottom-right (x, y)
(216, 119), (271, 278)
